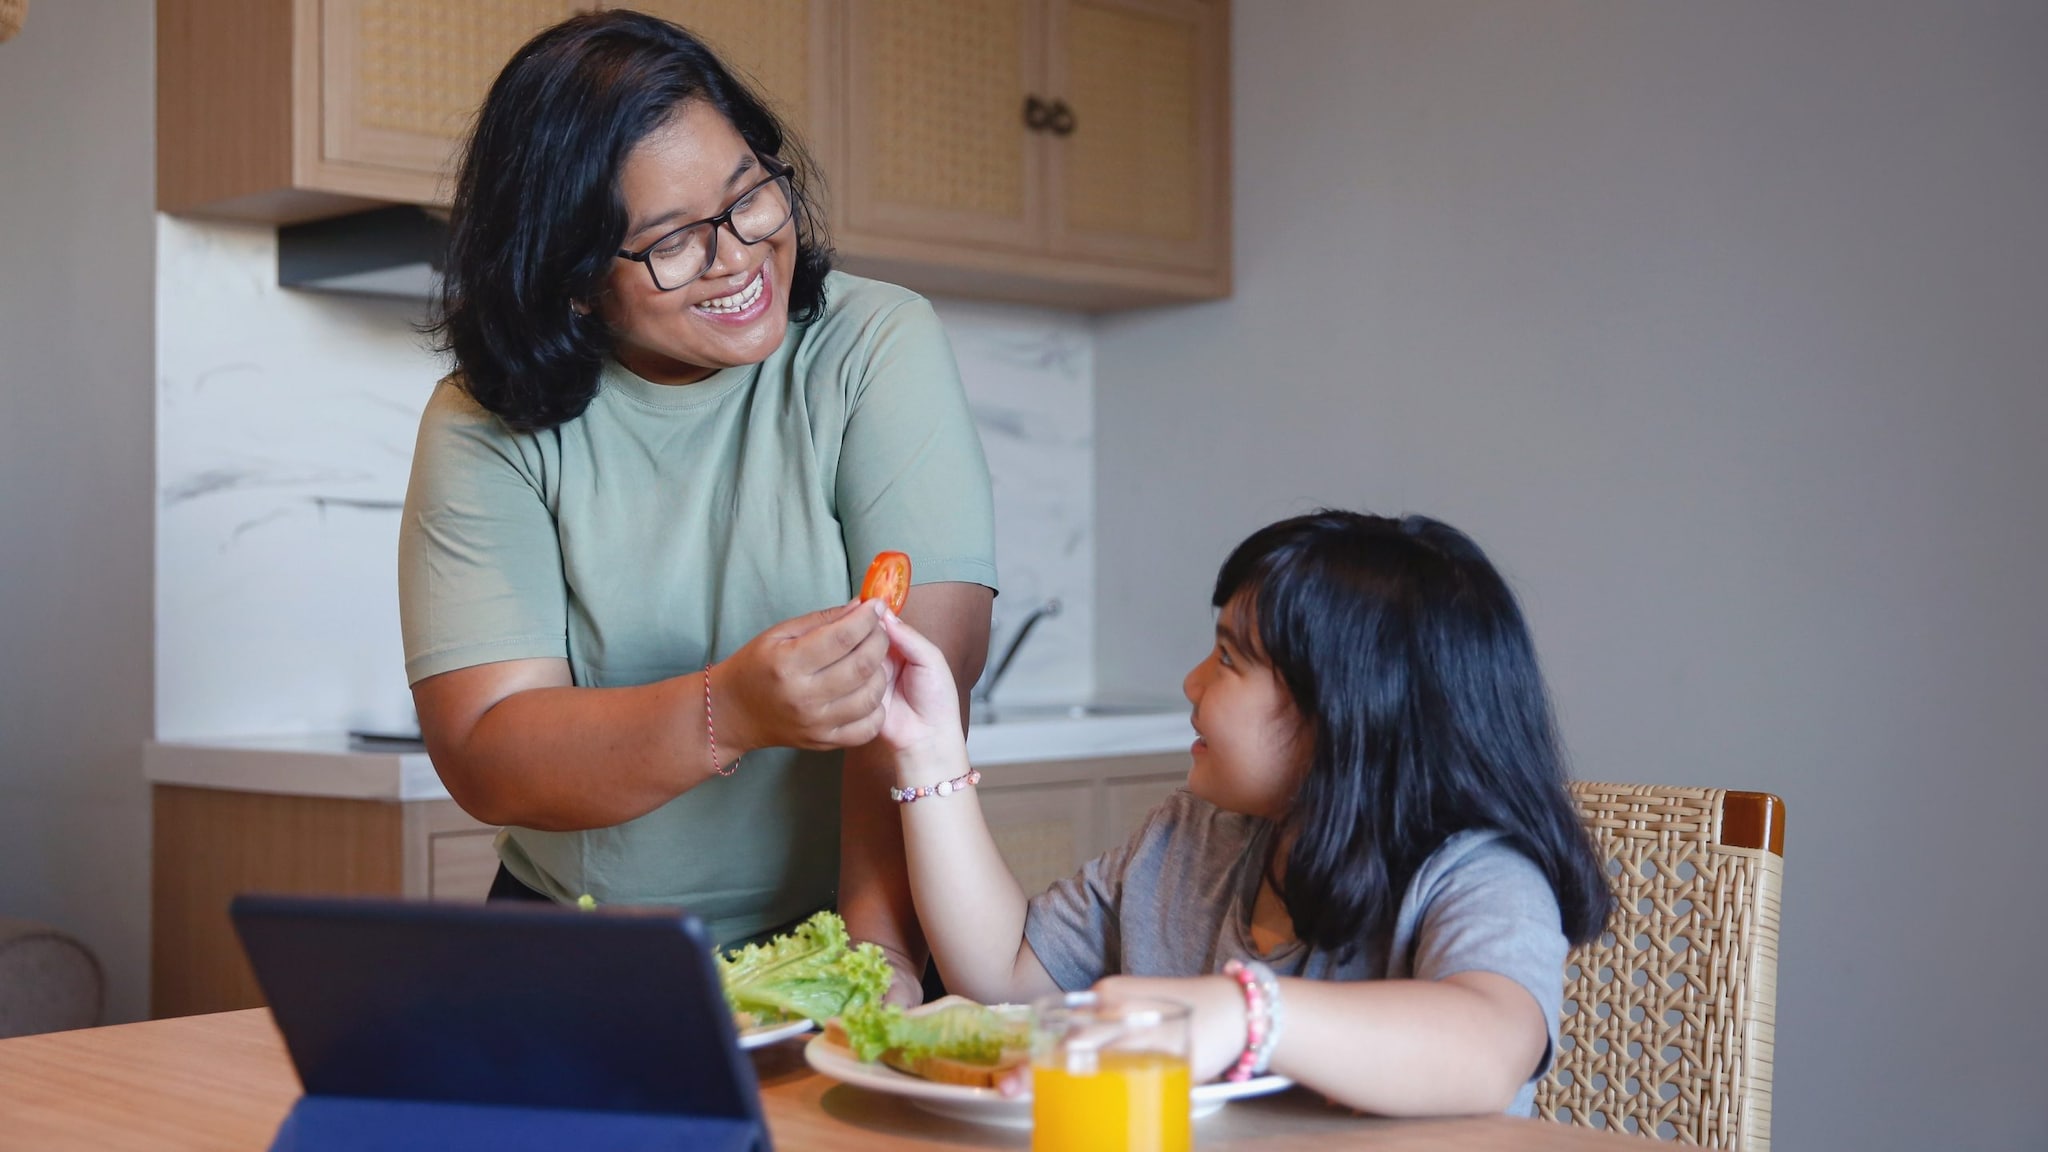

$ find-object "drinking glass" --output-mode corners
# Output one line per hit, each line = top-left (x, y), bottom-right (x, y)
(1029, 992), (1192, 1152)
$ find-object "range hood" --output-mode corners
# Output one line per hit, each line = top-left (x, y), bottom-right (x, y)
(278, 206), (447, 300)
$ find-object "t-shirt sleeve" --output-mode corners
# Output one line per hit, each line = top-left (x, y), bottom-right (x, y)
(1024, 831), (1140, 992)
(835, 297), (999, 594)
(398, 381), (570, 684)
(1408, 841), (1571, 1081)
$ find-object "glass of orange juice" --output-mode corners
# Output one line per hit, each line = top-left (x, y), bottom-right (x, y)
(1029, 992), (1192, 1152)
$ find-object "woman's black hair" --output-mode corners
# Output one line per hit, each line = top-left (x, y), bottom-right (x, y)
(1214, 510), (1613, 955)
(429, 10), (833, 431)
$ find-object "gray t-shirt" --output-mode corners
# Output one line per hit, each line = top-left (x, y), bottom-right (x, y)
(1023, 789), (1568, 1116)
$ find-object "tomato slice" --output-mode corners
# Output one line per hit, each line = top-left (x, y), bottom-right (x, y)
(860, 551), (913, 614)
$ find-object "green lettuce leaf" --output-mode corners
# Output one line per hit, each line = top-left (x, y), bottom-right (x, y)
(716, 911), (892, 1025)
(838, 1002), (1027, 1066)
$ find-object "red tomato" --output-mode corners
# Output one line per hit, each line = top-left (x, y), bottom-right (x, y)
(860, 551), (913, 614)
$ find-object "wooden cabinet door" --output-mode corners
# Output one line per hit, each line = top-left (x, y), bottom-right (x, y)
(1047, 0), (1226, 272)
(979, 779), (1097, 895)
(843, 0), (1046, 252)
(621, 0), (842, 183)
(321, 0), (587, 199)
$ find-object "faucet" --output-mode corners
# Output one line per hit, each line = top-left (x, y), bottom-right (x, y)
(972, 598), (1062, 718)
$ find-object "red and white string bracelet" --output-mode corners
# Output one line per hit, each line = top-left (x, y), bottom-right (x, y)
(704, 663), (739, 777)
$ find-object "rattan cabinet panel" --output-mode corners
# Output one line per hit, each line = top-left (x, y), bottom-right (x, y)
(322, 0), (581, 185)
(1049, 0), (1225, 273)
(843, 0), (1043, 250)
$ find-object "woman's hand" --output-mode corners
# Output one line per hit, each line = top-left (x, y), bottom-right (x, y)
(875, 606), (968, 764)
(1093, 974), (1250, 1084)
(714, 600), (892, 754)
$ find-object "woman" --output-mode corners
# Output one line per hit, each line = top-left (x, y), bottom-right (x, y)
(399, 10), (996, 1001)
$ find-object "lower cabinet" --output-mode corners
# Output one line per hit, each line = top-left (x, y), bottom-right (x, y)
(149, 784), (496, 1019)
(147, 753), (1188, 1019)
(978, 753), (1186, 895)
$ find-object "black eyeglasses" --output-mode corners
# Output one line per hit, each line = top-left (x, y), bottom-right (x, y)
(616, 157), (796, 292)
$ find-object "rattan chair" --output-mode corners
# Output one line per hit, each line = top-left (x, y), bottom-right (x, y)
(1536, 783), (1785, 1149)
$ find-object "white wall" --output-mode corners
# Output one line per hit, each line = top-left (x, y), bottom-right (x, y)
(1096, 2), (2047, 1149)
(156, 220), (1099, 740)
(0, 0), (156, 1024)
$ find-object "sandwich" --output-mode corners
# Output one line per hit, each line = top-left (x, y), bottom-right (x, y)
(826, 997), (1030, 1088)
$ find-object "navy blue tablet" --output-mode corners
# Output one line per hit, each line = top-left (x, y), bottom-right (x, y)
(231, 894), (770, 1152)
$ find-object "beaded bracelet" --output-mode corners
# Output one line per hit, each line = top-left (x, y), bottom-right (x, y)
(890, 768), (981, 803)
(1222, 957), (1283, 1081)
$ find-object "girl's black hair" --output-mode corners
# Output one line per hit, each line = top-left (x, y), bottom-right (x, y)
(429, 10), (834, 431)
(1214, 510), (1613, 955)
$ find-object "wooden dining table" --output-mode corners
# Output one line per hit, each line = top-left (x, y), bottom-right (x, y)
(0, 1009), (1647, 1151)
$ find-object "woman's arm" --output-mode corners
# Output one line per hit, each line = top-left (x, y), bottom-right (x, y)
(873, 608), (1062, 1005)
(414, 600), (892, 830)
(837, 581), (993, 1003)
(1094, 970), (1549, 1115)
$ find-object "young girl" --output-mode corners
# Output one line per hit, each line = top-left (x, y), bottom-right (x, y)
(869, 510), (1611, 1117)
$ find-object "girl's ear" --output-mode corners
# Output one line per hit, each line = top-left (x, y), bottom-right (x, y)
(570, 298), (593, 316)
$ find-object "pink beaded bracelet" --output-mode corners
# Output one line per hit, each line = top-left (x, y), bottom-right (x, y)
(890, 768), (981, 803)
(1223, 957), (1282, 1082)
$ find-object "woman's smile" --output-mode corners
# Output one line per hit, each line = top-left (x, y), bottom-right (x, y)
(692, 265), (771, 322)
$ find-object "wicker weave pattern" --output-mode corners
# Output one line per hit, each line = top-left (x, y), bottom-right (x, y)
(356, 1), (577, 138)
(864, 0), (1026, 217)
(634, 0), (813, 123)
(1062, 4), (1199, 239)
(1541, 784), (1782, 1149)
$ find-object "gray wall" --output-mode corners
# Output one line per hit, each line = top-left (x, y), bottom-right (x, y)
(0, 0), (155, 1023)
(1097, 2), (2046, 1149)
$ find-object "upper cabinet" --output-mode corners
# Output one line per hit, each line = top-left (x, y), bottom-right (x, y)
(158, 0), (1230, 309)
(158, 0), (586, 221)
(838, 0), (1228, 305)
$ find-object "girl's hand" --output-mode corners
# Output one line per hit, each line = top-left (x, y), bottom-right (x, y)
(875, 607), (968, 763)
(714, 601), (891, 754)
(1092, 974), (1250, 1084)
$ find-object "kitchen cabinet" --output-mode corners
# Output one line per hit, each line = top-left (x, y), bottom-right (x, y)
(157, 0), (834, 223)
(145, 736), (1189, 1019)
(159, 0), (1228, 310)
(838, 0), (1230, 306)
(978, 753), (1185, 894)
(150, 784), (498, 1019)
(158, 0), (583, 221)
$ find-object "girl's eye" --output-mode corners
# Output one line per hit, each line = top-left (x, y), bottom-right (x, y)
(1215, 644), (1234, 668)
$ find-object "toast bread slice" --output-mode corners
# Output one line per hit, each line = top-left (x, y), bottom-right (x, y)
(822, 1005), (1028, 1089)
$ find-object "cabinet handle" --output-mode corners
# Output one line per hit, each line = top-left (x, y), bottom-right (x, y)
(1023, 95), (1054, 132)
(1047, 100), (1077, 137)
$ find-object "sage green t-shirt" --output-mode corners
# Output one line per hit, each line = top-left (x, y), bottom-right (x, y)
(398, 273), (998, 945)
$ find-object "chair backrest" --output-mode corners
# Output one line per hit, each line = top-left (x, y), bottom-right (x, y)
(1536, 783), (1785, 1149)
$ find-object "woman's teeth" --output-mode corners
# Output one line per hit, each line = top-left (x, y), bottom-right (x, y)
(695, 272), (763, 315)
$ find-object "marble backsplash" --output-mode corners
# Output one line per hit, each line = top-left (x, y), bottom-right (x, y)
(155, 216), (1095, 740)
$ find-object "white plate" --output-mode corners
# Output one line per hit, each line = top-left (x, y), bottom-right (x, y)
(738, 1017), (816, 1050)
(803, 1033), (1290, 1130)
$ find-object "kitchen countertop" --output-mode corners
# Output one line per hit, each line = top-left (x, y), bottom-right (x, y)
(145, 707), (1194, 802)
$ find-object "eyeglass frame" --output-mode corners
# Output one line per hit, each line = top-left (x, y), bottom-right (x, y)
(614, 155), (797, 293)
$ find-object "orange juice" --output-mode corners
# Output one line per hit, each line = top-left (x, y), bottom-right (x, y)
(1031, 1049), (1191, 1152)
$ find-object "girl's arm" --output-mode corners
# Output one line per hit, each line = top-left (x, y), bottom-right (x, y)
(838, 581), (993, 1004)
(1095, 970), (1548, 1116)
(875, 608), (1062, 1005)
